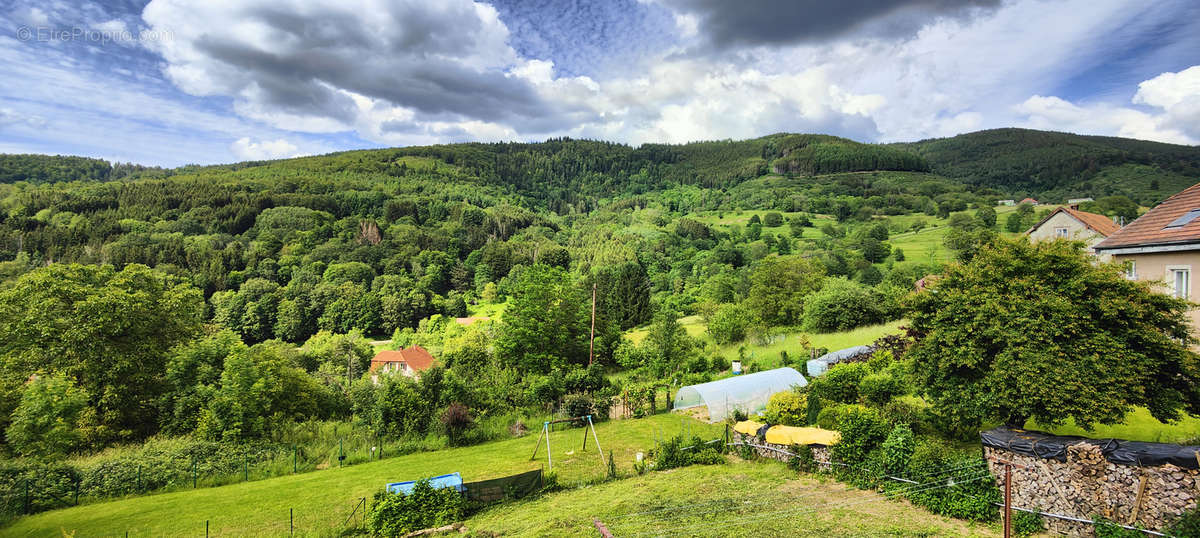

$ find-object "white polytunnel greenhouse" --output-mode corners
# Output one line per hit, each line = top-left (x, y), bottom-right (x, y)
(673, 367), (807, 423)
(806, 345), (872, 377)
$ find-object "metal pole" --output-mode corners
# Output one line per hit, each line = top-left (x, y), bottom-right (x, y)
(290, 508), (293, 536)
(1004, 463), (1012, 538)
(205, 520), (209, 538)
(589, 416), (605, 467)
(588, 282), (597, 366)
(339, 438), (343, 468)
(192, 456), (197, 488)
(545, 422), (553, 472)
(293, 445), (297, 473)
(244, 454), (249, 482)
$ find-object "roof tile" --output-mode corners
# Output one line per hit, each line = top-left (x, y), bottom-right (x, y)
(1096, 182), (1200, 249)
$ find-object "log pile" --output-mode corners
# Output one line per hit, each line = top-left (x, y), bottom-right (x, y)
(983, 444), (1200, 536)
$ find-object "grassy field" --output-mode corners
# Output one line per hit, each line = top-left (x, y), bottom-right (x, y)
(1030, 407), (1200, 444)
(4, 414), (721, 537)
(469, 460), (1002, 537)
(626, 315), (708, 346)
(720, 320), (907, 368)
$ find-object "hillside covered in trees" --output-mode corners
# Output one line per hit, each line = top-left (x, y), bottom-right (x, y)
(894, 128), (1200, 204)
(0, 127), (1195, 463)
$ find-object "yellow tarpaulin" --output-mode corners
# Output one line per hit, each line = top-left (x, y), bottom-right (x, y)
(764, 426), (840, 446)
(733, 420), (764, 436)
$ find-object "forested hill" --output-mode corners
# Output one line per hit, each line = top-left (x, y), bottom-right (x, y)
(0, 154), (164, 184)
(3, 128), (1198, 204)
(894, 128), (1200, 204)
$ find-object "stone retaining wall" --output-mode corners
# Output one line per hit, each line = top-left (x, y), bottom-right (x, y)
(983, 444), (1199, 536)
(731, 431), (832, 471)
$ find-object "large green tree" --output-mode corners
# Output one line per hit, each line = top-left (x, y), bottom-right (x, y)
(496, 264), (588, 373)
(745, 256), (825, 326)
(0, 264), (203, 445)
(906, 238), (1200, 431)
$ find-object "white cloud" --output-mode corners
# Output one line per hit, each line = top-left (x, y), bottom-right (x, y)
(230, 137), (303, 160)
(1013, 66), (1200, 145)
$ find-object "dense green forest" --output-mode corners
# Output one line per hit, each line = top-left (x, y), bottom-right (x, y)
(0, 127), (1194, 469)
(894, 128), (1200, 204)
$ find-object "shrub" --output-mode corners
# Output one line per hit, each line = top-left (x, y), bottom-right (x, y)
(816, 404), (845, 430)
(1014, 510), (1044, 537)
(439, 403), (474, 446)
(801, 278), (890, 332)
(1094, 518), (1146, 538)
(830, 405), (890, 465)
(879, 424), (915, 477)
(653, 434), (722, 471)
(881, 399), (923, 431)
(809, 363), (869, 404)
(904, 439), (998, 521)
(858, 374), (904, 406)
(707, 303), (755, 345)
(366, 479), (466, 536)
(787, 443), (817, 473)
(805, 393), (822, 426)
(1169, 506), (1200, 538)
(561, 393), (596, 422)
(764, 390), (807, 426)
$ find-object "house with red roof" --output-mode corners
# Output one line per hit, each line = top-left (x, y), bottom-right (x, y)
(369, 345), (436, 383)
(1025, 206), (1122, 260)
(1019, 197), (1039, 205)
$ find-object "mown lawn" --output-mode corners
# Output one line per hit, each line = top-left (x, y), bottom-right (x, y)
(1029, 407), (1200, 444)
(721, 320), (907, 368)
(469, 459), (1002, 537)
(3, 414), (721, 537)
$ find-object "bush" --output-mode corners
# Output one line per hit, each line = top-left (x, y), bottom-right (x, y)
(879, 424), (914, 477)
(802, 278), (890, 332)
(881, 399), (924, 431)
(858, 373), (904, 406)
(805, 393), (823, 426)
(764, 390), (807, 426)
(787, 443), (817, 473)
(366, 479), (466, 536)
(809, 362), (869, 404)
(1094, 518), (1146, 538)
(904, 439), (998, 521)
(1169, 506), (1200, 538)
(653, 434), (722, 471)
(561, 393), (596, 422)
(1014, 510), (1044, 537)
(830, 405), (890, 465)
(707, 303), (755, 345)
(439, 403), (474, 446)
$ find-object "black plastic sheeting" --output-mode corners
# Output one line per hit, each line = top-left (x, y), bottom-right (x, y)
(981, 427), (1200, 469)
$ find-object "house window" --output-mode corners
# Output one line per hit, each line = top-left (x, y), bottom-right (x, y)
(1171, 268), (1190, 299)
(1124, 260), (1137, 280)
(1054, 227), (1069, 238)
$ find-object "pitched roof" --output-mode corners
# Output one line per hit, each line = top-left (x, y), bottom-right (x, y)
(1026, 206), (1120, 237)
(1020, 198), (1038, 204)
(1095, 182), (1200, 250)
(370, 346), (436, 372)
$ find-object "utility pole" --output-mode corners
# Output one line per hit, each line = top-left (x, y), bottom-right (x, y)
(588, 282), (597, 366)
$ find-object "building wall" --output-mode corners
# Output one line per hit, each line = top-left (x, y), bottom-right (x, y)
(1112, 250), (1200, 335)
(1028, 212), (1111, 261)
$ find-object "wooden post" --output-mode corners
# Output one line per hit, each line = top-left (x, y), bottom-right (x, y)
(588, 282), (597, 366)
(593, 518), (614, 538)
(1128, 474), (1149, 525)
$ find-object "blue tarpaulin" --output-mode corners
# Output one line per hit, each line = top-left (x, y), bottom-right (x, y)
(386, 472), (464, 495)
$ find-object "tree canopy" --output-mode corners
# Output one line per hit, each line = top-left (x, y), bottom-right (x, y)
(905, 238), (1200, 431)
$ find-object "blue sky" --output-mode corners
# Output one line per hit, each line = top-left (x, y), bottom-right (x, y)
(0, 0), (1196, 167)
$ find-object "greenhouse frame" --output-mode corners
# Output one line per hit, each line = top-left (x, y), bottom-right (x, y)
(673, 367), (807, 423)
(806, 345), (872, 377)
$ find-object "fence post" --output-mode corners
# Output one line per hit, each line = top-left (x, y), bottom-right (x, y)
(137, 465), (142, 493)
(192, 456), (197, 489)
(290, 507), (294, 536)
(293, 444), (298, 474)
(205, 519), (209, 538)
(244, 453), (249, 482)
(339, 438), (344, 468)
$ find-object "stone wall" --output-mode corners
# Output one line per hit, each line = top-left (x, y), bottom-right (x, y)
(731, 430), (832, 471)
(983, 444), (1199, 535)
